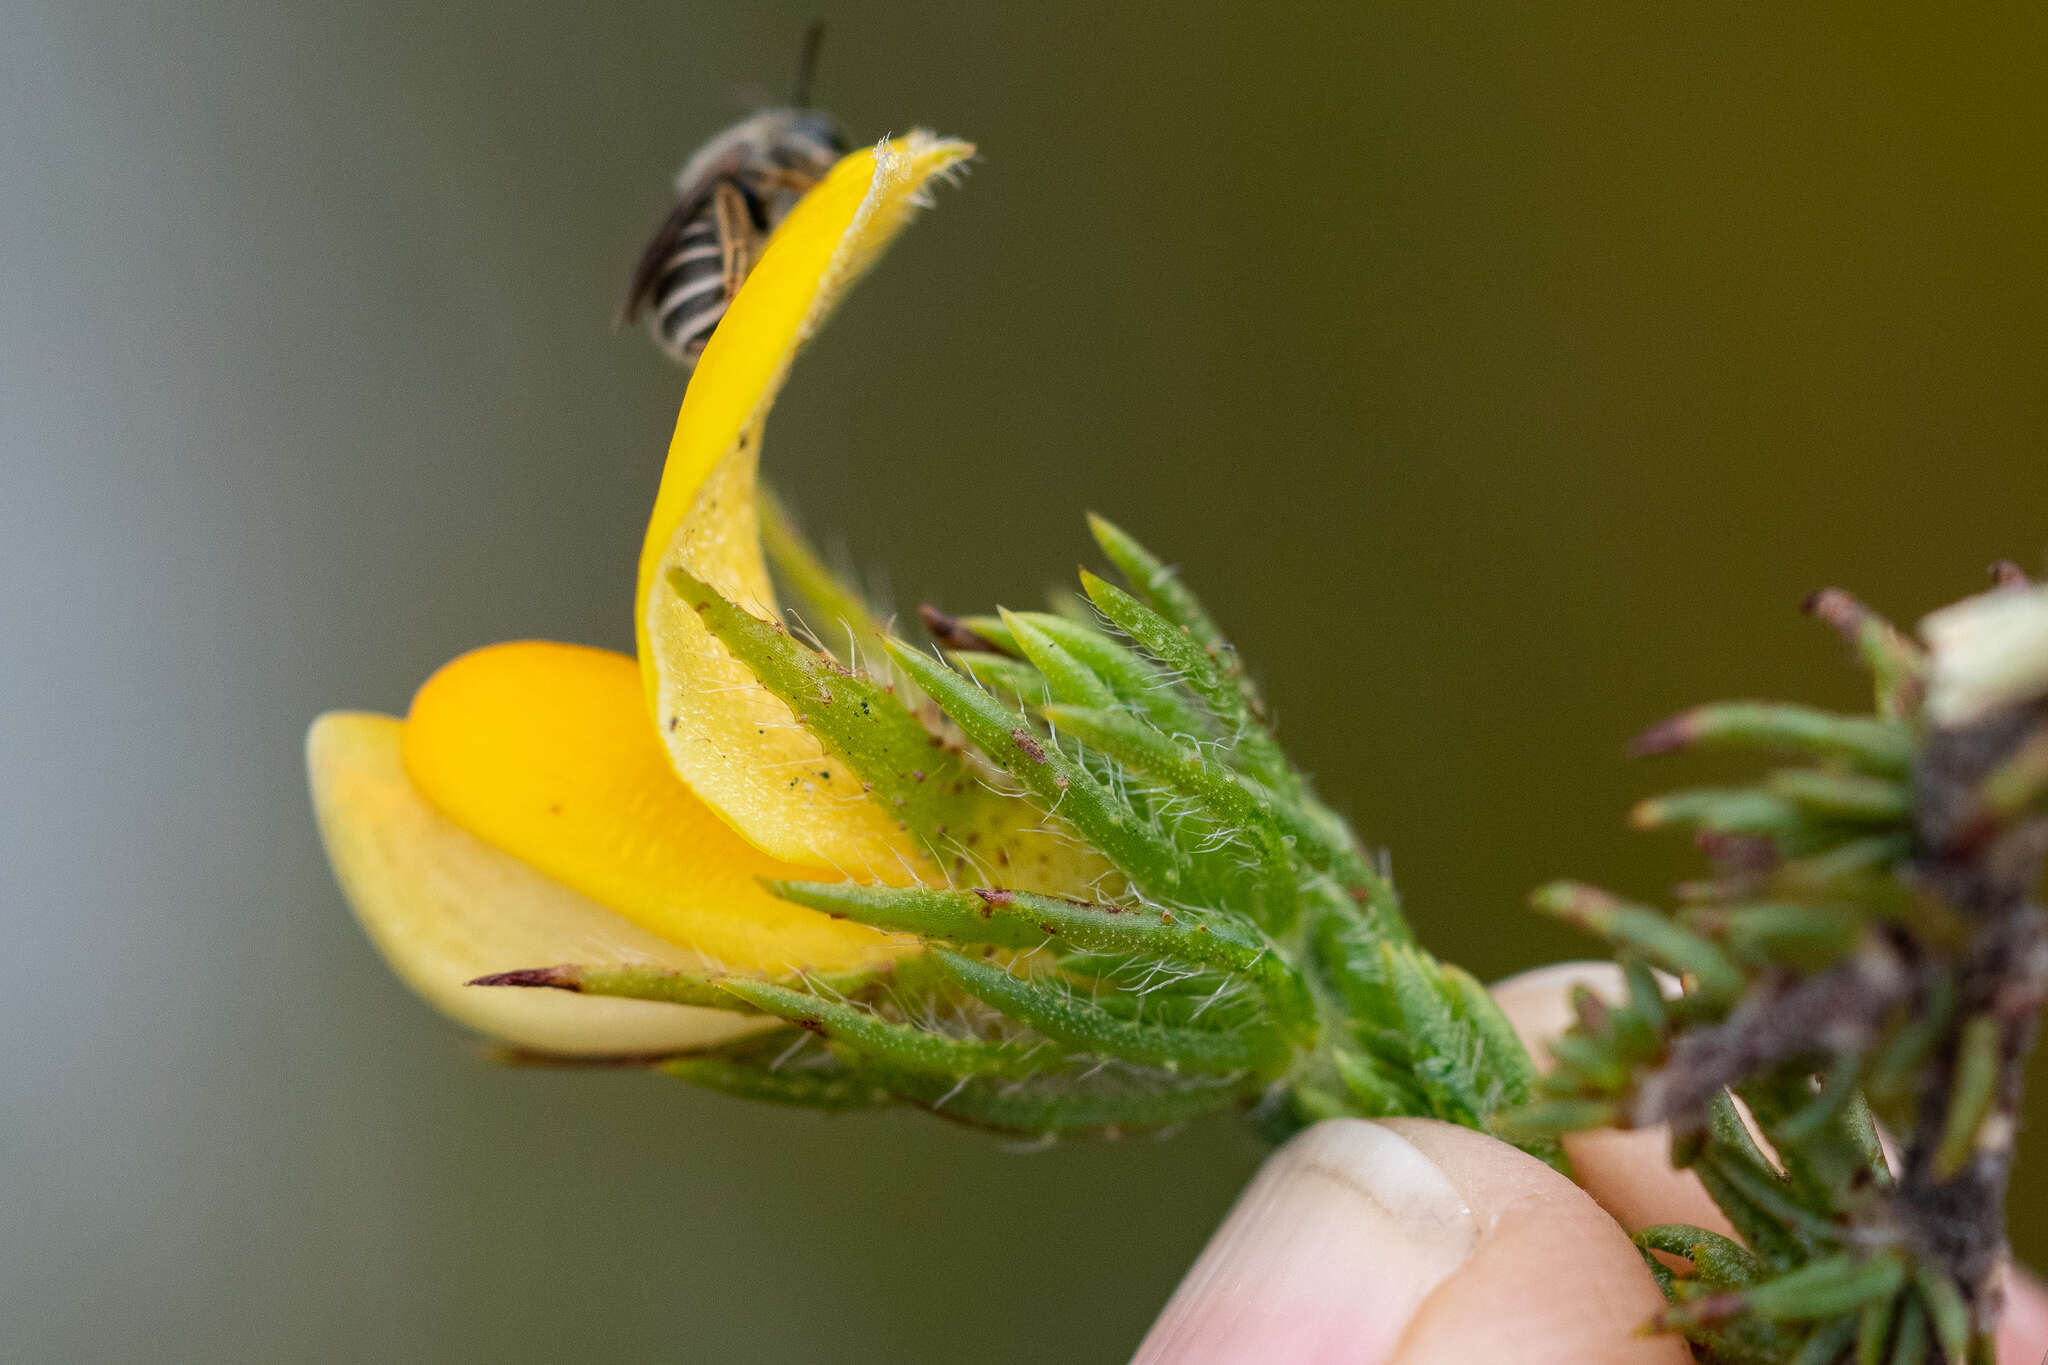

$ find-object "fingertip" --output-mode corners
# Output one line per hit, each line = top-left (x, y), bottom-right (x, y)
(1998, 1262), (2048, 1364)
(1135, 1118), (1686, 1365)
(1376, 1119), (1691, 1364)
(1132, 1119), (1479, 1364)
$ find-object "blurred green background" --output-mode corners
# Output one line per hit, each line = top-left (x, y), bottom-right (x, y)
(4, 2), (2043, 1360)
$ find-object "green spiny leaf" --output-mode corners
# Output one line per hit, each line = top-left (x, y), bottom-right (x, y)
(1766, 769), (1913, 824)
(1805, 588), (1927, 722)
(1788, 1314), (1861, 1365)
(1932, 1013), (2001, 1179)
(1631, 701), (1915, 775)
(1635, 1224), (1764, 1288)
(1705, 902), (1865, 970)
(1630, 787), (1815, 840)
(929, 949), (1287, 1075)
(1531, 882), (1745, 1005)
(1884, 1296), (1929, 1365)
(1742, 1255), (1906, 1322)
(1856, 1294), (1895, 1365)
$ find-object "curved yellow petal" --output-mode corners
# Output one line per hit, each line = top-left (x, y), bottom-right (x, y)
(307, 711), (769, 1055)
(401, 641), (907, 975)
(636, 132), (973, 879)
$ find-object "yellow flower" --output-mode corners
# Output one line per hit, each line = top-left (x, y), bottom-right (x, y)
(307, 133), (991, 1056)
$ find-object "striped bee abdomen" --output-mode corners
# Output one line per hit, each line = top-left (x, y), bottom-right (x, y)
(638, 182), (755, 366)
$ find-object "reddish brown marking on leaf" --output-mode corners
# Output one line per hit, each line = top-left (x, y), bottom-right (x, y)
(918, 604), (1006, 655)
(1011, 729), (1047, 763)
(467, 966), (579, 991)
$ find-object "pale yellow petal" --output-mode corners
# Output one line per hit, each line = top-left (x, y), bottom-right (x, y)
(400, 640), (907, 974)
(636, 132), (973, 880)
(307, 710), (769, 1056)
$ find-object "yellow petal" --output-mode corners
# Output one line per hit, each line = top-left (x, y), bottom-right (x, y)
(307, 710), (769, 1055)
(400, 640), (906, 975)
(636, 132), (973, 879)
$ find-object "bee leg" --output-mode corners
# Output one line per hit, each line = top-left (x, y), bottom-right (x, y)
(711, 181), (757, 299)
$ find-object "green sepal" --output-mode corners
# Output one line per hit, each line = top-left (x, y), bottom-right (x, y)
(768, 879), (1316, 1041)
(715, 977), (1047, 1079)
(1033, 702), (1319, 865)
(929, 949), (1287, 1076)
(668, 568), (980, 853)
(1077, 566), (1297, 795)
(1086, 513), (1274, 740)
(1000, 609), (1118, 709)
(1329, 1045), (1428, 1116)
(467, 962), (881, 1012)
(874, 1062), (1264, 1137)
(1038, 702), (1304, 932)
(659, 1033), (894, 1111)
(948, 651), (1049, 707)
(956, 614), (1018, 654)
(1001, 610), (1214, 741)
(883, 638), (1191, 897)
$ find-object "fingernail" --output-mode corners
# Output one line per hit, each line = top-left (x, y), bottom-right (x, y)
(1133, 1119), (1477, 1365)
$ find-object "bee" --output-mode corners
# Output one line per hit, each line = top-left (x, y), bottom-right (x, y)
(622, 24), (847, 368)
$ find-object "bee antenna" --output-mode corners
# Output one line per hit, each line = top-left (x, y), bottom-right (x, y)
(792, 20), (826, 107)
